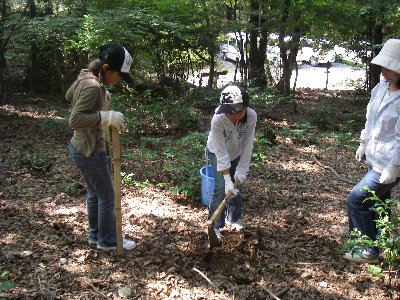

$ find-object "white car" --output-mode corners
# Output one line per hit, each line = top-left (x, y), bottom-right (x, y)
(220, 44), (240, 62)
(297, 46), (336, 66)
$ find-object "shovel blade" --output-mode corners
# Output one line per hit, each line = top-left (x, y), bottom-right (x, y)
(207, 221), (221, 249)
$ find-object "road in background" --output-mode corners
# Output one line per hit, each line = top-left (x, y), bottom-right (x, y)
(188, 57), (366, 90)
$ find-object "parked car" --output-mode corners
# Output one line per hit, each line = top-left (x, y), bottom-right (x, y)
(296, 38), (336, 66)
(266, 45), (281, 62)
(220, 43), (240, 62)
(297, 46), (336, 66)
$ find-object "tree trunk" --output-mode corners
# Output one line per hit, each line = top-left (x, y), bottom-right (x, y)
(248, 0), (259, 85)
(248, 0), (267, 87)
(43, 0), (53, 15)
(277, 0), (291, 96)
(0, 0), (7, 104)
(28, 0), (39, 94)
(370, 23), (383, 90)
(208, 46), (216, 88)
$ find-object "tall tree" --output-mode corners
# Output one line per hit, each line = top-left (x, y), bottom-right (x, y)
(0, 0), (28, 104)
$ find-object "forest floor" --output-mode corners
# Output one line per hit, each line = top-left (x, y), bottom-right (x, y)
(1, 88), (399, 299)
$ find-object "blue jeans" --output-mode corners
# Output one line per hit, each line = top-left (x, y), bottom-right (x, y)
(346, 166), (399, 241)
(207, 151), (243, 229)
(68, 144), (117, 247)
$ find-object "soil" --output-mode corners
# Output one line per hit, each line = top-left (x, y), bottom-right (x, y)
(0, 89), (398, 299)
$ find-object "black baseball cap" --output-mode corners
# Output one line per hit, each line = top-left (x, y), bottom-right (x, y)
(99, 44), (135, 86)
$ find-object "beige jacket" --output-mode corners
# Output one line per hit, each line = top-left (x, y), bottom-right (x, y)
(66, 69), (107, 157)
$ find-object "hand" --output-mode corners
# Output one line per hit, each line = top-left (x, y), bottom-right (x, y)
(100, 110), (126, 131)
(234, 173), (246, 184)
(379, 165), (399, 184)
(223, 174), (237, 197)
(355, 144), (365, 161)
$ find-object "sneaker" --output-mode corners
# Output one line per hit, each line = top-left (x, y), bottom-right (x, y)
(226, 220), (243, 231)
(97, 238), (137, 251)
(343, 250), (379, 263)
(214, 229), (223, 239)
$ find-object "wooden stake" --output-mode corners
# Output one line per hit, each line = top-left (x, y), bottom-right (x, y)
(111, 127), (123, 256)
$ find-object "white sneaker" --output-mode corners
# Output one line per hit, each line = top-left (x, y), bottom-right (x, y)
(226, 220), (243, 231)
(97, 238), (136, 251)
(343, 250), (379, 263)
(214, 229), (223, 239)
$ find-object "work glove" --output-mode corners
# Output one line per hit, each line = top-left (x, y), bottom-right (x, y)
(379, 165), (400, 184)
(223, 174), (238, 197)
(355, 144), (365, 162)
(234, 173), (246, 185)
(100, 110), (126, 131)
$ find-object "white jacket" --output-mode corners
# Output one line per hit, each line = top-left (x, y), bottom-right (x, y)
(206, 107), (257, 177)
(361, 80), (400, 173)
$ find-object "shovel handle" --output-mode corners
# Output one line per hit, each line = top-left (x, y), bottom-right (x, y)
(111, 127), (123, 256)
(207, 180), (240, 229)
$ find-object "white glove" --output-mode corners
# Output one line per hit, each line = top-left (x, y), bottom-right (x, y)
(234, 173), (246, 184)
(379, 165), (399, 184)
(355, 144), (365, 161)
(100, 110), (125, 131)
(223, 174), (237, 197)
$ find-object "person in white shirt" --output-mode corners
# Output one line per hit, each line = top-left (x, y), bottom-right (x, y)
(344, 39), (400, 263)
(206, 85), (257, 239)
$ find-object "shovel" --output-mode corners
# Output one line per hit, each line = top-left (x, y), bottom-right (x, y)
(111, 127), (123, 256)
(207, 180), (240, 249)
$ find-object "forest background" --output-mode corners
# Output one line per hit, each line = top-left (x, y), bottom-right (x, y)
(2, 0), (400, 299)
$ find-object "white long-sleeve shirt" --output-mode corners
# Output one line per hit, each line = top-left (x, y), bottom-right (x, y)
(206, 107), (257, 177)
(361, 80), (400, 173)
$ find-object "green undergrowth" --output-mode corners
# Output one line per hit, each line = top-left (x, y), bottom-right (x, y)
(55, 85), (364, 203)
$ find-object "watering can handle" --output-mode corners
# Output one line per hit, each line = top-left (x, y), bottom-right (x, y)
(204, 147), (209, 178)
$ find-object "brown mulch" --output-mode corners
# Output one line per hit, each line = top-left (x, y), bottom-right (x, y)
(0, 89), (397, 299)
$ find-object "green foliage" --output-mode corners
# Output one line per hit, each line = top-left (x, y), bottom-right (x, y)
(39, 118), (68, 132)
(281, 122), (318, 146)
(122, 173), (150, 189)
(162, 132), (207, 198)
(0, 271), (14, 291)
(309, 102), (334, 131)
(115, 90), (202, 136)
(343, 188), (400, 285)
(58, 181), (79, 195)
(367, 265), (384, 280)
(18, 152), (52, 172)
(122, 131), (207, 199)
(249, 87), (285, 111)
(140, 137), (167, 150)
(322, 131), (358, 151)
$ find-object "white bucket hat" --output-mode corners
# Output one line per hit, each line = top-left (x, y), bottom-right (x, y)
(371, 39), (400, 74)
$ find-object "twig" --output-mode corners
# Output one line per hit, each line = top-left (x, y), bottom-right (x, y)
(90, 284), (109, 299)
(192, 267), (219, 290)
(275, 287), (290, 297)
(38, 276), (43, 293)
(312, 156), (353, 184)
(265, 287), (282, 300)
(294, 261), (337, 265)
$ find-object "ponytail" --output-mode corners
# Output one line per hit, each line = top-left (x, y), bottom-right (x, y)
(87, 59), (104, 78)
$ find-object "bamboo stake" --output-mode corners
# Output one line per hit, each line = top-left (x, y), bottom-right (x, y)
(111, 127), (123, 256)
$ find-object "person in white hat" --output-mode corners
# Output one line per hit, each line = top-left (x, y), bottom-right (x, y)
(344, 39), (400, 263)
(206, 85), (257, 239)
(66, 44), (136, 251)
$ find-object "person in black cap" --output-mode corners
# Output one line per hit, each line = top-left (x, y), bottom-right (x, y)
(65, 44), (136, 251)
(206, 85), (257, 239)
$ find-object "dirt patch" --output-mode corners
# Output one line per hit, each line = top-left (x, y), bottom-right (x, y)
(0, 90), (396, 299)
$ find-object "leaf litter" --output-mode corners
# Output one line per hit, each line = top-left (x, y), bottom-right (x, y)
(0, 89), (397, 299)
